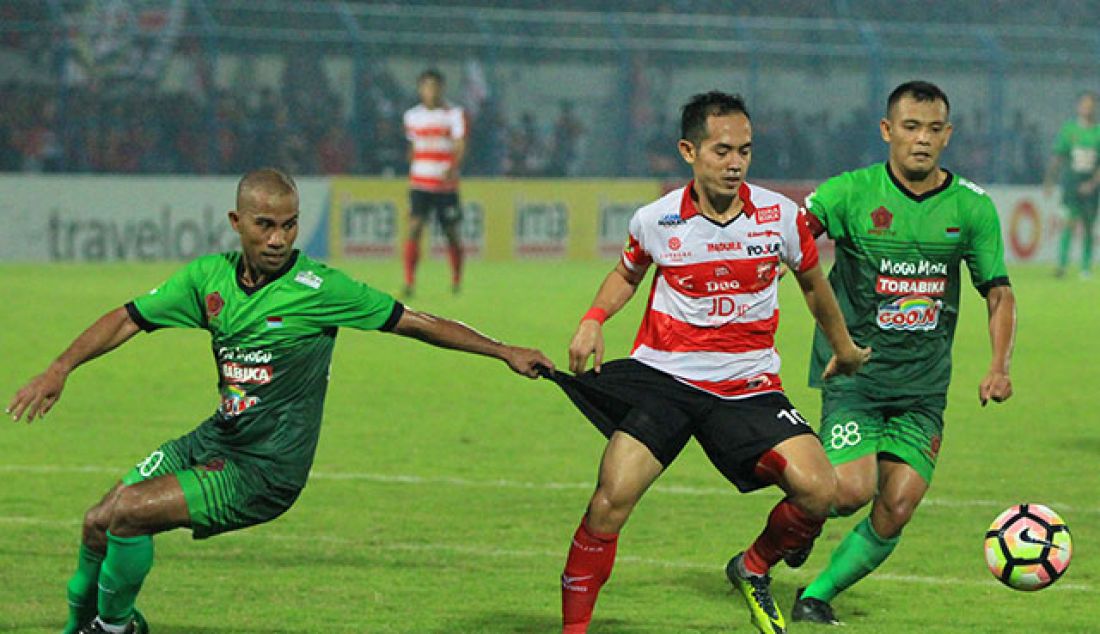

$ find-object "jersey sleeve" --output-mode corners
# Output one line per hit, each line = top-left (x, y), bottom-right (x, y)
(451, 107), (467, 140)
(127, 259), (206, 331)
(317, 268), (401, 331)
(621, 210), (652, 272)
(782, 205), (820, 273)
(803, 173), (849, 241)
(403, 109), (415, 143)
(963, 197), (1011, 296)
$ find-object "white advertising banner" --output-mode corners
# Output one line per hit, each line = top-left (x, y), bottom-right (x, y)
(0, 175), (330, 262)
(986, 186), (1076, 265)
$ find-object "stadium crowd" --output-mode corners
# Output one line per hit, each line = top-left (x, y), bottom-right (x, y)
(0, 70), (1045, 184)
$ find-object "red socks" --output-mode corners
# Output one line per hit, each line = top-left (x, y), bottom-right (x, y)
(743, 498), (824, 575)
(403, 239), (420, 288)
(562, 518), (618, 633)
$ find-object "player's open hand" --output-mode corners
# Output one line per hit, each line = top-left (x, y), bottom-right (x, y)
(7, 366), (68, 423)
(568, 320), (605, 374)
(502, 346), (555, 379)
(821, 344), (871, 380)
(979, 370), (1012, 406)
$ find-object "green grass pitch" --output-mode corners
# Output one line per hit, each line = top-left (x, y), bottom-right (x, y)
(1, 258), (1096, 633)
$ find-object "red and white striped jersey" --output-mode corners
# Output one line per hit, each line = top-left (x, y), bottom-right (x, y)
(404, 103), (466, 193)
(622, 181), (819, 399)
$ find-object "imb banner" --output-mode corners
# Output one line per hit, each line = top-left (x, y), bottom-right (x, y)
(328, 178), (657, 260)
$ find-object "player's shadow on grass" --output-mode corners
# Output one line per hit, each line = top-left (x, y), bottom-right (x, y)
(1062, 436), (1100, 455)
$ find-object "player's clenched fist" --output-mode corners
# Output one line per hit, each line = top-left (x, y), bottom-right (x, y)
(501, 346), (555, 379)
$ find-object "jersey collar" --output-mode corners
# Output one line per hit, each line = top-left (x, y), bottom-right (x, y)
(679, 180), (756, 221)
(885, 162), (954, 202)
(236, 249), (300, 296)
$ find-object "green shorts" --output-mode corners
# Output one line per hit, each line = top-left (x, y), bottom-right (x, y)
(122, 427), (300, 539)
(819, 393), (945, 484)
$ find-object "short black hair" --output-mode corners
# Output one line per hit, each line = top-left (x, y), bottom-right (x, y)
(680, 91), (751, 146)
(237, 167), (297, 209)
(418, 68), (444, 84)
(887, 81), (950, 117)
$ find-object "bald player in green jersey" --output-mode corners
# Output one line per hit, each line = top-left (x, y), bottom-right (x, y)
(1044, 91), (1100, 278)
(7, 168), (554, 634)
(786, 82), (1018, 626)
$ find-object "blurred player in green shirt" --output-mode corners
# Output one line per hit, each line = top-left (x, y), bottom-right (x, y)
(7, 168), (553, 634)
(1043, 91), (1100, 278)
(788, 82), (1018, 625)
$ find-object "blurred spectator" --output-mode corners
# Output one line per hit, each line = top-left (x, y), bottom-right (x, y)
(505, 111), (545, 176)
(643, 112), (681, 178)
(546, 100), (585, 177)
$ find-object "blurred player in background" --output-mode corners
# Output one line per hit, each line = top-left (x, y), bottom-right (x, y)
(1043, 91), (1100, 279)
(7, 168), (552, 634)
(790, 81), (1017, 626)
(548, 91), (869, 634)
(403, 68), (467, 296)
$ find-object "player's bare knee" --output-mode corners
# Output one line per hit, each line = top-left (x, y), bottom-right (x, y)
(878, 498), (917, 531)
(105, 484), (154, 537)
(587, 488), (633, 532)
(81, 507), (110, 550)
(833, 482), (873, 516)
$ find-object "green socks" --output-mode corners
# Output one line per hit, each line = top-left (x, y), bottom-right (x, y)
(96, 531), (155, 627)
(63, 544), (105, 634)
(802, 516), (899, 603)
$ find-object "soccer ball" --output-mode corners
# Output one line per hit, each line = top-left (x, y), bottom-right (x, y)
(984, 503), (1072, 591)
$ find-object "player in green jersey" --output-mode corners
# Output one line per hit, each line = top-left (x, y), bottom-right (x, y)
(786, 82), (1018, 625)
(7, 168), (554, 634)
(1043, 91), (1100, 278)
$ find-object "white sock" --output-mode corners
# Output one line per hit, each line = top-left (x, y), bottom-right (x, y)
(93, 616), (129, 634)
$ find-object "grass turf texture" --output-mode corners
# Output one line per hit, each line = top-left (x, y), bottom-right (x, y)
(1, 259), (1096, 633)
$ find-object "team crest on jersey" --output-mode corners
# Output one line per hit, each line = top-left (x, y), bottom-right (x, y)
(756, 261), (779, 283)
(295, 270), (324, 289)
(668, 237), (682, 250)
(205, 292), (224, 319)
(221, 385), (260, 418)
(870, 206), (894, 234)
(755, 205), (781, 224)
(877, 295), (942, 331)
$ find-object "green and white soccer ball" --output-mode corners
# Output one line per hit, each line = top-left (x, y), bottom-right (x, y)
(984, 503), (1072, 591)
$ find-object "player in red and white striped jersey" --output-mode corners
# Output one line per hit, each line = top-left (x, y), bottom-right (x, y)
(402, 69), (466, 296)
(549, 92), (869, 634)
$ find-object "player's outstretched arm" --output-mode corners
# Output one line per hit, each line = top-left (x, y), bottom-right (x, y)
(390, 308), (554, 379)
(568, 261), (647, 374)
(792, 263), (870, 379)
(8, 306), (141, 423)
(980, 285), (1016, 406)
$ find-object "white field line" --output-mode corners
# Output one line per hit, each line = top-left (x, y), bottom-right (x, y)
(1, 463), (1098, 516)
(0, 514), (1089, 593)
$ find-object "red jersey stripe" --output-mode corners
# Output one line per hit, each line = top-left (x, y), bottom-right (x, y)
(406, 125), (453, 137)
(635, 309), (778, 354)
(412, 151), (455, 162)
(679, 373), (783, 398)
(409, 175), (456, 191)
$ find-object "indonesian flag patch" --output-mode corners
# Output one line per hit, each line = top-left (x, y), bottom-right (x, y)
(266, 316), (284, 329)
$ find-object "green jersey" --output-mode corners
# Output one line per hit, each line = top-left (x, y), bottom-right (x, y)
(1054, 119), (1100, 201)
(805, 163), (1010, 398)
(126, 250), (400, 493)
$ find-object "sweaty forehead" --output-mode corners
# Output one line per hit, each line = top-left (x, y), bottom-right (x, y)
(704, 113), (752, 143)
(892, 97), (948, 122)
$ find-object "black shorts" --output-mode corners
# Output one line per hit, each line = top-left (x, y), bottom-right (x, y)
(410, 189), (462, 229)
(548, 359), (816, 492)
